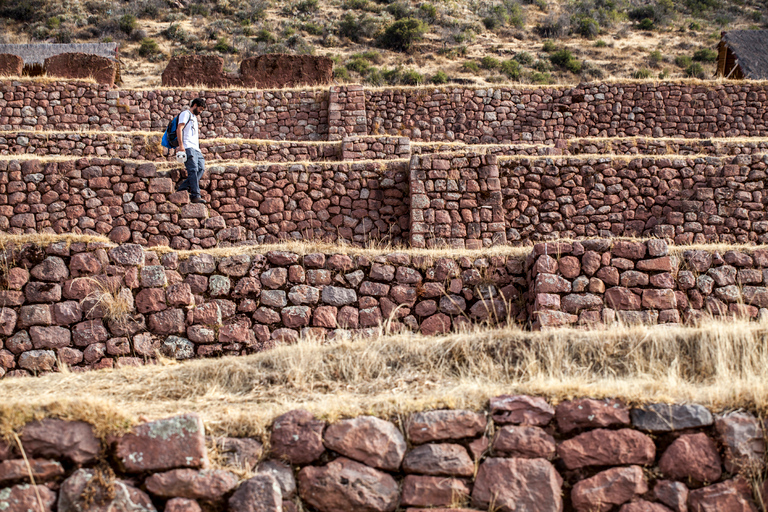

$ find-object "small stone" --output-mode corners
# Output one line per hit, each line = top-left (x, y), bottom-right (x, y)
(257, 460), (296, 499)
(322, 286), (357, 306)
(402, 443), (474, 477)
(471, 457), (562, 512)
(20, 418), (100, 465)
(227, 474), (282, 512)
(654, 480), (688, 512)
(109, 244), (145, 266)
(558, 429), (655, 469)
(116, 414), (208, 472)
(556, 398), (630, 432)
(0, 484), (57, 512)
(619, 500), (674, 512)
(145, 469), (239, 500)
(689, 478), (757, 512)
(298, 457), (399, 512)
(658, 433), (722, 483)
(164, 498), (202, 512)
(716, 412), (765, 473)
(401, 475), (470, 508)
(571, 465), (648, 512)
(631, 404), (713, 432)
(324, 416), (406, 471)
(215, 437), (263, 470)
(407, 410), (486, 444)
(493, 425), (556, 459)
(270, 410), (325, 465)
(490, 395), (554, 426)
(0, 459), (64, 484)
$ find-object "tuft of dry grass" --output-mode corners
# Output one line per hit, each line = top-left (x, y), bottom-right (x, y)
(0, 233), (110, 250)
(2, 319), (768, 442)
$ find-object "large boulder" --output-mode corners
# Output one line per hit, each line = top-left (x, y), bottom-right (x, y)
(571, 466), (648, 512)
(240, 54), (333, 89)
(43, 52), (117, 86)
(115, 414), (208, 472)
(0, 54), (22, 76)
(19, 418), (100, 465)
(323, 416), (406, 471)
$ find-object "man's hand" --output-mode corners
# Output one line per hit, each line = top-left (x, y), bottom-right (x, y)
(176, 150), (187, 163)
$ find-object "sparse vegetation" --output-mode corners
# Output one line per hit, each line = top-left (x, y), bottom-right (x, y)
(377, 17), (427, 52)
(693, 48), (717, 62)
(549, 47), (582, 73)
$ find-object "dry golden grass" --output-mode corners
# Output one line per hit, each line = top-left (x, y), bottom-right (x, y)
(0, 76), (97, 84)
(2, 319), (768, 442)
(0, 233), (110, 248)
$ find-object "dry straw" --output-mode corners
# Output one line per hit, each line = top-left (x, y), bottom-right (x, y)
(2, 319), (768, 441)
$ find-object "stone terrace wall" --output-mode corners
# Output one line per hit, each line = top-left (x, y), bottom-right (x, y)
(0, 158), (410, 249)
(0, 401), (763, 512)
(366, 82), (768, 143)
(1, 132), (342, 162)
(410, 152), (506, 249)
(500, 154), (768, 245)
(0, 242), (525, 377)
(528, 239), (768, 329)
(3, 80), (768, 143)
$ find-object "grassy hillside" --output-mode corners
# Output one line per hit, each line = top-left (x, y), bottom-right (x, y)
(1, 0), (765, 88)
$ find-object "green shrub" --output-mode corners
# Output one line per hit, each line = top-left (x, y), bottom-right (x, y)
(649, 50), (663, 64)
(419, 2), (437, 21)
(164, 23), (187, 42)
(533, 59), (552, 72)
(688, 21), (701, 30)
(344, 0), (370, 9)
(531, 71), (553, 84)
(401, 69), (424, 85)
(255, 28), (276, 43)
(513, 52), (534, 65)
(334, 66), (350, 80)
(387, 2), (411, 18)
(382, 68), (403, 84)
(46, 16), (61, 29)
(346, 56), (372, 74)
(119, 14), (138, 34)
(188, 3), (209, 16)
(684, 0), (718, 14)
(693, 48), (717, 62)
(338, 13), (379, 42)
(685, 62), (706, 78)
(638, 18), (654, 29)
(214, 37), (237, 53)
(453, 30), (475, 44)
(542, 39), (557, 52)
(674, 55), (692, 68)
(462, 60), (480, 73)
(550, 48), (581, 73)
(480, 55), (500, 69)
(138, 37), (160, 57)
(378, 17), (427, 51)
(431, 70), (448, 84)
(594, 39), (607, 47)
(482, 0), (525, 30)
(500, 59), (521, 79)
(302, 22), (324, 35)
(536, 12), (570, 38)
(573, 15), (599, 37)
(295, 0), (318, 13)
(659, 68), (669, 79)
(0, 0), (45, 22)
(632, 68), (652, 79)
(365, 68), (385, 86)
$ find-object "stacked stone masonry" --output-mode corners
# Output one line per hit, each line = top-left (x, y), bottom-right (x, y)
(2, 80), (768, 142)
(527, 239), (768, 328)
(1, 400), (765, 511)
(0, 158), (410, 248)
(3, 151), (768, 249)
(5, 132), (768, 162)
(0, 241), (526, 377)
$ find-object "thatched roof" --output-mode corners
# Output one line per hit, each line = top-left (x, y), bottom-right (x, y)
(0, 43), (119, 65)
(720, 30), (768, 80)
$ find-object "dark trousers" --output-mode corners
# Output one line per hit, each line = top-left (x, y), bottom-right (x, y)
(178, 148), (205, 198)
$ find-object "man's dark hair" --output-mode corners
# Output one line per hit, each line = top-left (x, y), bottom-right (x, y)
(191, 97), (207, 109)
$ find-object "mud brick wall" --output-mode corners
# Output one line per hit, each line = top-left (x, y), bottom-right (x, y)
(340, 135), (411, 160)
(410, 153), (506, 249)
(0, 157), (410, 249)
(366, 82), (768, 143)
(1, 400), (764, 512)
(0, 242), (525, 377)
(499, 154), (768, 245)
(527, 239), (768, 329)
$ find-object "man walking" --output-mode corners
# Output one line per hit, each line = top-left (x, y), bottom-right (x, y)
(175, 97), (207, 204)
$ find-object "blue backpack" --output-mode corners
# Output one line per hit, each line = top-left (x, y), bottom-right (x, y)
(161, 114), (181, 149)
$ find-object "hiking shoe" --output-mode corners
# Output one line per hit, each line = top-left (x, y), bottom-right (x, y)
(191, 197), (207, 204)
